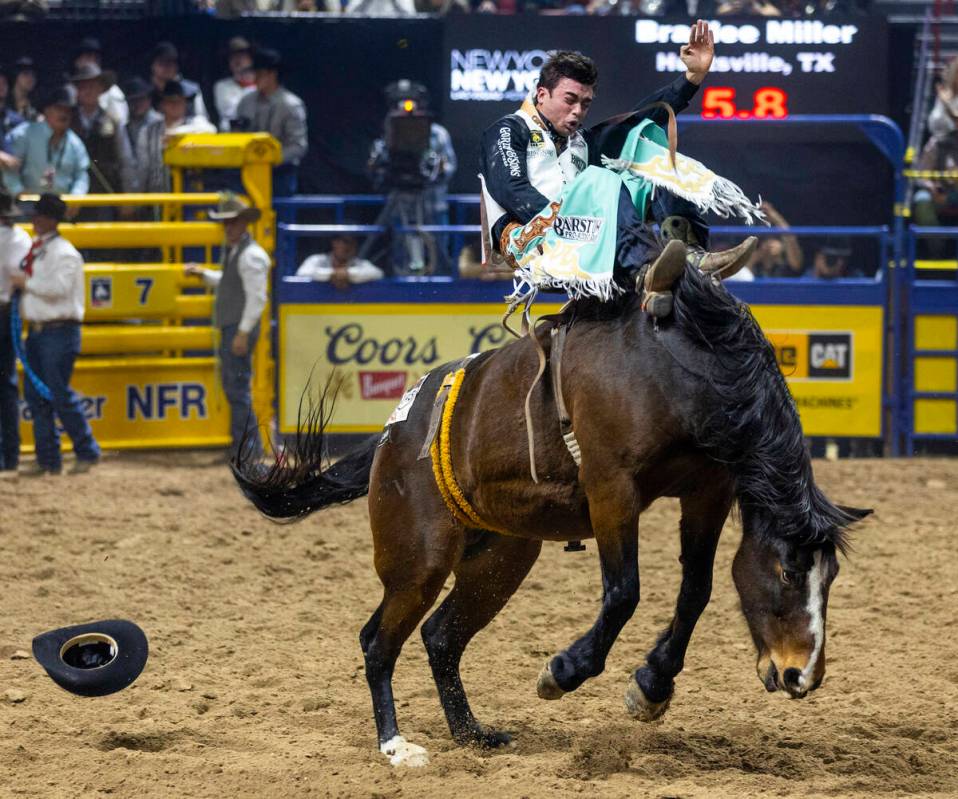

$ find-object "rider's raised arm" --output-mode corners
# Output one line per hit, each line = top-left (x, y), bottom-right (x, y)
(610, 19), (713, 129)
(479, 116), (551, 226)
(629, 75), (701, 127)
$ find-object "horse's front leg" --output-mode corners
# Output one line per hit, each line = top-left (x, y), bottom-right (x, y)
(537, 475), (640, 699)
(625, 484), (733, 721)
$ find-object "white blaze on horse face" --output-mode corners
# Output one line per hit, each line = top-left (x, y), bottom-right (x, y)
(380, 735), (430, 768)
(800, 550), (826, 689)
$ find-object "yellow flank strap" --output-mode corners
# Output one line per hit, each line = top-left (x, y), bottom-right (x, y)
(429, 368), (497, 531)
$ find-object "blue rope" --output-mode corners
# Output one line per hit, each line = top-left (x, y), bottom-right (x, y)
(10, 291), (52, 402)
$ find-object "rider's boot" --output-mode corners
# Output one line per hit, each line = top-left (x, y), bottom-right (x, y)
(660, 216), (757, 280)
(638, 239), (686, 318)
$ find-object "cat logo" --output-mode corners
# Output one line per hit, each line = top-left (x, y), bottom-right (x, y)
(768, 331), (852, 381)
(808, 333), (852, 379)
(530, 130), (545, 147)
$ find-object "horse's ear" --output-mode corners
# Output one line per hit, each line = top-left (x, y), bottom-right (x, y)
(838, 505), (873, 522)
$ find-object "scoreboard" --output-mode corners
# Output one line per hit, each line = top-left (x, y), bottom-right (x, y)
(443, 15), (889, 191)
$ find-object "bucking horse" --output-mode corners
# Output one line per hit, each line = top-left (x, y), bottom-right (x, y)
(231, 262), (871, 767)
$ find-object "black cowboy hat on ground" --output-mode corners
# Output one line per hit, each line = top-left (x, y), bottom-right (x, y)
(34, 193), (68, 222)
(32, 619), (149, 697)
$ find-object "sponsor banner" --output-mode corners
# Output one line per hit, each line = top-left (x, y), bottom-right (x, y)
(18, 359), (230, 450)
(280, 302), (883, 437)
(752, 305), (882, 436)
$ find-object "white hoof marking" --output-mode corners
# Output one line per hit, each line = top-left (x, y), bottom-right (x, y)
(380, 735), (430, 768)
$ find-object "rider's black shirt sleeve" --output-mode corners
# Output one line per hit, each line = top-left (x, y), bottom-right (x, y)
(631, 75), (700, 124)
(585, 75), (701, 165)
(479, 116), (551, 242)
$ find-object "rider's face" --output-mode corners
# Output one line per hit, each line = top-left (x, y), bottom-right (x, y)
(535, 77), (594, 137)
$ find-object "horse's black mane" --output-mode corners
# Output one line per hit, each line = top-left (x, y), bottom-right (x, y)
(568, 268), (855, 552)
(670, 267), (858, 551)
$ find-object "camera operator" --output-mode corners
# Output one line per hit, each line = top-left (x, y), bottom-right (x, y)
(363, 80), (456, 274)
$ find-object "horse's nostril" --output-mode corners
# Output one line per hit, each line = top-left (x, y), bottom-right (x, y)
(783, 667), (803, 689)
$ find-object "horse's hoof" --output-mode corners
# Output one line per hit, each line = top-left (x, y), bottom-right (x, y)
(624, 677), (672, 722)
(469, 728), (514, 749)
(536, 663), (565, 700)
(380, 735), (430, 767)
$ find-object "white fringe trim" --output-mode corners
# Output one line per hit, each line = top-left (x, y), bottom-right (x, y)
(505, 265), (624, 307)
(601, 155), (767, 225)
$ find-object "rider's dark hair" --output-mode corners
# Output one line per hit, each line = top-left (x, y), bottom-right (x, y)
(538, 51), (598, 93)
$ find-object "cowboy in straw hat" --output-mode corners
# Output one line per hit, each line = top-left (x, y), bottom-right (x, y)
(185, 193), (268, 459)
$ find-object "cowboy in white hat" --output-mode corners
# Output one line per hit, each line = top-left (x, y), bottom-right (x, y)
(185, 193), (269, 459)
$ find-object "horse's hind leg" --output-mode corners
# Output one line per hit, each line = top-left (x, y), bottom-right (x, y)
(361, 510), (460, 767)
(421, 532), (542, 747)
(626, 481), (732, 722)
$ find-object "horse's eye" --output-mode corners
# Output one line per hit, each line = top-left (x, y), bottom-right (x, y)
(781, 569), (799, 585)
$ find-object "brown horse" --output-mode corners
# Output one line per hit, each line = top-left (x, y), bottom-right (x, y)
(232, 265), (871, 767)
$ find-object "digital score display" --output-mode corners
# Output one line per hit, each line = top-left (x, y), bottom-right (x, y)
(442, 15), (888, 191)
(701, 87), (789, 119)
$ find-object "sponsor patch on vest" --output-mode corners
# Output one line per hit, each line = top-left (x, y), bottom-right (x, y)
(530, 130), (545, 146)
(554, 215), (603, 243)
(570, 153), (587, 172)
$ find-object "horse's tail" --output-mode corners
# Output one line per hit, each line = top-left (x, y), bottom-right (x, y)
(230, 382), (378, 522)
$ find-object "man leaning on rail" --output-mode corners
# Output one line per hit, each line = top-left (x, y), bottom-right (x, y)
(185, 194), (269, 461)
(478, 20), (758, 302)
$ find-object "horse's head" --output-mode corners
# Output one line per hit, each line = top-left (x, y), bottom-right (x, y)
(732, 505), (871, 699)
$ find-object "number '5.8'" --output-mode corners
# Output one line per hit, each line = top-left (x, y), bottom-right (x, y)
(701, 87), (788, 119)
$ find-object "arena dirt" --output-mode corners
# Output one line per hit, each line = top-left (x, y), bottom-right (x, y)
(1, 454), (957, 798)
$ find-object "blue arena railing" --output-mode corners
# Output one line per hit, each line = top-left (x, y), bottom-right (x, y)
(273, 115), (921, 453)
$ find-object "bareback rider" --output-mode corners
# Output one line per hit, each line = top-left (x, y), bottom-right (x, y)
(479, 21), (757, 296)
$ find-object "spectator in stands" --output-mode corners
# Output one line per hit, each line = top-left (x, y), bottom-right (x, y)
(930, 57), (958, 137)
(3, 88), (90, 196)
(10, 57), (37, 122)
(0, 189), (30, 478)
(120, 77), (161, 192)
(69, 63), (133, 196)
(148, 42), (210, 124)
(913, 127), (958, 257)
(0, 68), (24, 140)
(185, 194), (269, 460)
(214, 37), (255, 133)
(296, 234), (384, 288)
(810, 239), (855, 279)
(135, 80), (215, 193)
(748, 201), (803, 277)
(71, 37), (128, 127)
(234, 48), (307, 197)
(9, 193), (101, 476)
